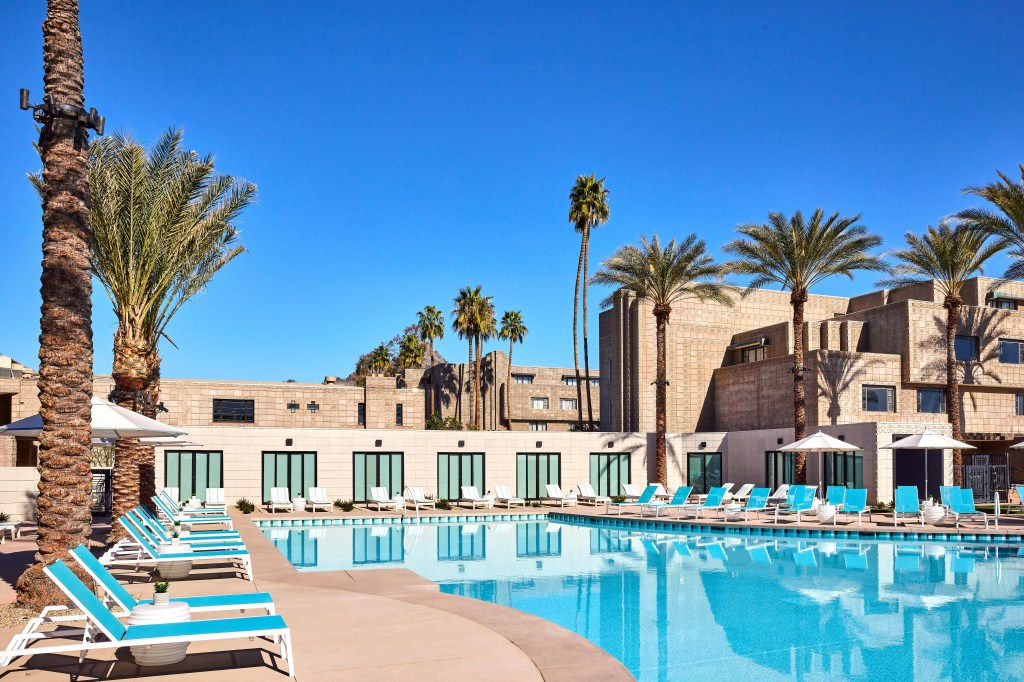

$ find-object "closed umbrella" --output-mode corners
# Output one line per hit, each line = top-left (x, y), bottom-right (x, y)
(880, 430), (973, 501)
(0, 396), (186, 440)
(779, 431), (861, 495)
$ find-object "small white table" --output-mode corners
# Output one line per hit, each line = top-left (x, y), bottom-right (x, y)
(185, 497), (202, 510)
(816, 504), (837, 524)
(292, 497), (306, 511)
(392, 496), (406, 511)
(156, 542), (193, 580)
(0, 522), (20, 545)
(127, 601), (191, 666)
(923, 505), (945, 525)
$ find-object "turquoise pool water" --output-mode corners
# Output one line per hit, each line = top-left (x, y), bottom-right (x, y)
(263, 520), (1024, 681)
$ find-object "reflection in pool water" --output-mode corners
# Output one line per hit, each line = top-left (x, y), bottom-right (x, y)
(264, 521), (1024, 681)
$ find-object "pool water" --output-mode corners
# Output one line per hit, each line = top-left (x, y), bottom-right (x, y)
(263, 520), (1024, 681)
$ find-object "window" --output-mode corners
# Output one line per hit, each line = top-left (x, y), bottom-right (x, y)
(563, 376), (577, 386)
(395, 403), (403, 426)
(687, 453), (722, 495)
(766, 451), (796, 490)
(16, 440), (38, 467)
(590, 453), (631, 498)
(438, 525), (486, 561)
(437, 452), (485, 501)
(955, 335), (979, 362)
(824, 451), (864, 489)
(353, 526), (404, 565)
(165, 451), (224, 503)
(1000, 339), (1024, 364)
(1017, 394), (1024, 416)
(991, 299), (1018, 310)
(212, 398), (254, 423)
(741, 346), (767, 363)
(261, 452), (316, 503)
(353, 452), (404, 503)
(357, 402), (366, 426)
(560, 398), (577, 411)
(516, 523), (561, 557)
(513, 374), (534, 384)
(531, 397), (549, 410)
(591, 378), (600, 387)
(917, 388), (946, 413)
(528, 421), (547, 431)
(516, 452), (560, 499)
(862, 385), (895, 412)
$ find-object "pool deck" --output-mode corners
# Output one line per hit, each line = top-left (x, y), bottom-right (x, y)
(0, 510), (632, 681)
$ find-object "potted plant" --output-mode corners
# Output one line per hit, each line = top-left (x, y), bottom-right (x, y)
(153, 581), (170, 606)
(171, 521), (181, 545)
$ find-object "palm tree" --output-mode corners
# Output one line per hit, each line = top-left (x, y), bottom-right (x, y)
(878, 221), (1005, 485)
(418, 305), (445, 413)
(368, 343), (392, 373)
(17, 0), (96, 609)
(475, 295), (496, 429)
(452, 287), (480, 424)
(499, 311), (528, 430)
(723, 208), (883, 484)
(593, 233), (733, 486)
(397, 333), (424, 369)
(82, 129), (253, 540)
(569, 174), (610, 429)
(956, 166), (1024, 278)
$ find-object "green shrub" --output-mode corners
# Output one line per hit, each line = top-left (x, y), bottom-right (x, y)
(0, 511), (10, 523)
(611, 495), (626, 504)
(235, 498), (255, 514)
(334, 499), (355, 512)
(529, 501), (542, 508)
(435, 499), (451, 511)
(153, 581), (170, 594)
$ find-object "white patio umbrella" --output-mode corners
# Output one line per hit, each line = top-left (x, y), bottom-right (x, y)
(0, 397), (186, 440)
(779, 431), (861, 495)
(880, 430), (973, 500)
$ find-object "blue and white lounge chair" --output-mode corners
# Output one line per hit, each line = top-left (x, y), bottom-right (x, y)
(832, 489), (870, 526)
(675, 486), (728, 519)
(70, 545), (274, 616)
(725, 487), (770, 522)
(606, 485), (659, 515)
(773, 485), (815, 524)
(153, 495), (234, 529)
(0, 560), (294, 675)
(893, 486), (923, 527)
(161, 489), (225, 515)
(950, 488), (989, 529)
(110, 514), (254, 581)
(641, 486), (693, 518)
(127, 509), (244, 550)
(940, 486), (957, 516)
(825, 486), (847, 508)
(137, 505), (240, 541)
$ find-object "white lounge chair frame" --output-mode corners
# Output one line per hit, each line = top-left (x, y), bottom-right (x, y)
(368, 487), (402, 512)
(577, 483), (611, 506)
(307, 487), (332, 512)
(268, 487), (294, 514)
(494, 484), (526, 508)
(459, 486), (492, 509)
(543, 484), (578, 507)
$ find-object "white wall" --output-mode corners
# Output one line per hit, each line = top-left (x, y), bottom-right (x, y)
(0, 467), (39, 521)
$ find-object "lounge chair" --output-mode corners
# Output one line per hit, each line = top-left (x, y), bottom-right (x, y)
(0, 560), (294, 675)
(543, 484), (578, 507)
(268, 487), (294, 514)
(606, 485), (659, 515)
(576, 483), (611, 506)
(404, 486), (437, 512)
(128, 509), (243, 550)
(368, 486), (402, 512)
(766, 483), (791, 506)
(153, 495), (235, 530)
(161, 490), (224, 516)
(675, 486), (728, 519)
(459, 485), (492, 509)
(950, 488), (989, 529)
(825, 486), (847, 508)
(728, 484), (755, 505)
(307, 487), (332, 512)
(136, 505), (240, 541)
(893, 486), (923, 527)
(621, 483), (642, 501)
(109, 514), (254, 581)
(773, 485), (815, 524)
(724, 487), (770, 522)
(641, 486), (693, 518)
(70, 545), (274, 616)
(494, 484), (526, 508)
(1013, 484), (1024, 511)
(206, 487), (227, 509)
(832, 489), (870, 526)
(940, 485), (957, 515)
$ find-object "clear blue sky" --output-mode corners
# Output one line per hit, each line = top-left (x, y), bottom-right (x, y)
(1, 1), (1022, 382)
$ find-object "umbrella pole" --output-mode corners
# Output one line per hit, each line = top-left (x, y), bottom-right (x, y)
(924, 450), (929, 502)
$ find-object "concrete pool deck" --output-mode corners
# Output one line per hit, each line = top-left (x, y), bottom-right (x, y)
(0, 512), (631, 681)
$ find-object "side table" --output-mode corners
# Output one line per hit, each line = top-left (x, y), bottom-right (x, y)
(292, 497), (306, 512)
(127, 601), (191, 666)
(156, 542), (193, 580)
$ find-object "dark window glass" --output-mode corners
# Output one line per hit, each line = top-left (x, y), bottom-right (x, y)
(1000, 339), (1024, 364)
(741, 346), (767, 363)
(437, 453), (485, 501)
(1017, 394), (1024, 416)
(954, 335), (979, 362)
(687, 453), (722, 494)
(992, 299), (1017, 310)
(766, 451), (796, 490)
(824, 452), (864, 488)
(357, 402), (366, 426)
(395, 403), (403, 426)
(916, 389), (945, 413)
(516, 453), (560, 499)
(862, 385), (895, 412)
(589, 453), (631, 498)
(212, 398), (254, 423)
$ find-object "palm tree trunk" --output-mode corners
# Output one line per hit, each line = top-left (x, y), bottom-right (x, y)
(572, 237), (585, 428)
(791, 292), (808, 484)
(17, 0), (94, 609)
(137, 349), (161, 513)
(582, 225), (595, 429)
(506, 340), (514, 430)
(654, 307), (669, 487)
(108, 330), (150, 542)
(947, 299), (964, 486)
(425, 339), (433, 419)
(474, 335), (483, 429)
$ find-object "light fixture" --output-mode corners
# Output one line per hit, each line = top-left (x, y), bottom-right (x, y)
(777, 437), (784, 445)
(536, 441), (542, 448)
(287, 401), (299, 413)
(285, 438), (293, 447)
(699, 441), (707, 449)
(375, 439), (382, 447)
(838, 434), (845, 441)
(458, 440), (465, 447)
(20, 88), (105, 135)
(607, 442), (614, 449)
(307, 401), (319, 414)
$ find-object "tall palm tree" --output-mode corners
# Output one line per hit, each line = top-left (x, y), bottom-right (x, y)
(593, 233), (732, 486)
(957, 166), (1024, 278)
(83, 129), (253, 539)
(475, 295), (496, 429)
(418, 305), (445, 413)
(878, 221), (1005, 485)
(499, 311), (528, 430)
(569, 174), (610, 429)
(17, 0), (95, 609)
(397, 333), (424, 369)
(368, 343), (392, 373)
(723, 208), (883, 484)
(452, 287), (481, 424)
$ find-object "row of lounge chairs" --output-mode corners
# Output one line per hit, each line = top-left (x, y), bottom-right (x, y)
(2, 489), (295, 675)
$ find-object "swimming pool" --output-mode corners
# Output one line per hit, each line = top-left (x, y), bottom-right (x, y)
(263, 520), (1024, 681)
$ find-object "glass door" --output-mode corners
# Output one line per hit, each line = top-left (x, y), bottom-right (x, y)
(687, 453), (722, 494)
